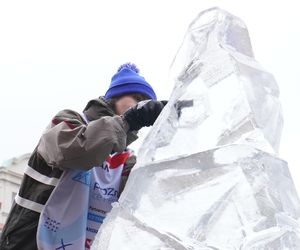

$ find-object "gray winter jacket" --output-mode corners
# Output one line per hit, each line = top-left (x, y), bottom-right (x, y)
(0, 97), (137, 250)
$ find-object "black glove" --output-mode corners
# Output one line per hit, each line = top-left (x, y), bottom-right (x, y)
(123, 100), (168, 131)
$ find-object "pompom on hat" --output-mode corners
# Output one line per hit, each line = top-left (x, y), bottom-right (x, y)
(104, 63), (157, 100)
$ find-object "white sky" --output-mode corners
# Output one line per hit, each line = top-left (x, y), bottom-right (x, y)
(0, 0), (299, 193)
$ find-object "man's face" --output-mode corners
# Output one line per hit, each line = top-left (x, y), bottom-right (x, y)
(114, 95), (138, 115)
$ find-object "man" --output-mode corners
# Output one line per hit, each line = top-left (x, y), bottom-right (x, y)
(0, 63), (166, 250)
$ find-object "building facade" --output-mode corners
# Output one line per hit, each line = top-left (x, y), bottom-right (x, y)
(0, 153), (29, 233)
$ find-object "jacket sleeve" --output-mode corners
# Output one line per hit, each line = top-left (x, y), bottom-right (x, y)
(37, 109), (136, 170)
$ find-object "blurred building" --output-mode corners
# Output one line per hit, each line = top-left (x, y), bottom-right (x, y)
(0, 153), (29, 234)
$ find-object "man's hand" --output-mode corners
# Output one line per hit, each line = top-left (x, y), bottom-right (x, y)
(123, 100), (167, 131)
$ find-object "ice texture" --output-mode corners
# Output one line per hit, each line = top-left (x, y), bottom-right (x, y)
(135, 6), (283, 165)
(92, 145), (300, 249)
(91, 7), (300, 250)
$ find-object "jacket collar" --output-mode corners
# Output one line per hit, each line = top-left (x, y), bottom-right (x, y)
(83, 97), (115, 122)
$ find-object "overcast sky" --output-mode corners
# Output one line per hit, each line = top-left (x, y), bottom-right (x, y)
(0, 0), (299, 192)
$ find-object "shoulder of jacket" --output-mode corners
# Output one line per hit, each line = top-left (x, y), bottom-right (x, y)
(55, 109), (81, 118)
(52, 109), (86, 125)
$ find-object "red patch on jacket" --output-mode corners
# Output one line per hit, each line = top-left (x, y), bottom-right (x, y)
(106, 152), (130, 169)
(52, 118), (76, 129)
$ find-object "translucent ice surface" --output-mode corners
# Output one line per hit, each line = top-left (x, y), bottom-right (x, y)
(92, 145), (300, 249)
(91, 7), (299, 250)
(135, 6), (283, 165)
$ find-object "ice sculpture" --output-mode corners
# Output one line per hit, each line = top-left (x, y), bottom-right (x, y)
(91, 7), (300, 249)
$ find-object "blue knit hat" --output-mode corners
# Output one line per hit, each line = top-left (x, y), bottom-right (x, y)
(104, 63), (157, 100)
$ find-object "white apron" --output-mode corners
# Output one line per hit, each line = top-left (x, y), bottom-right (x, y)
(36, 150), (130, 250)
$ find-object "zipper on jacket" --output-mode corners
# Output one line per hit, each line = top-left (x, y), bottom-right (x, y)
(6, 236), (9, 245)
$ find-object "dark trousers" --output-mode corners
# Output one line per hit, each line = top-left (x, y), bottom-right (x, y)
(0, 204), (39, 250)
